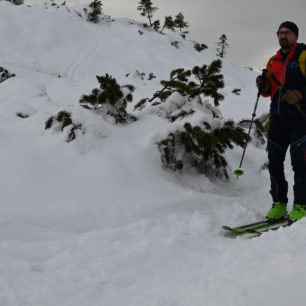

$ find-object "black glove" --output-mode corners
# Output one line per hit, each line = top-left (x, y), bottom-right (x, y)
(256, 75), (271, 93)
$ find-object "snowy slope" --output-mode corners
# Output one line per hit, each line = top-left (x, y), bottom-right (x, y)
(0, 2), (305, 306)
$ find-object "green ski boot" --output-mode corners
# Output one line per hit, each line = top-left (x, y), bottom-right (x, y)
(267, 202), (287, 220)
(289, 204), (306, 223)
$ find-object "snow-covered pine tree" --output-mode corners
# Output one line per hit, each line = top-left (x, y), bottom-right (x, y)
(152, 20), (160, 32)
(216, 34), (229, 58)
(137, 0), (158, 27)
(79, 74), (136, 124)
(160, 16), (175, 33)
(159, 120), (250, 179)
(145, 60), (250, 180)
(87, 0), (103, 24)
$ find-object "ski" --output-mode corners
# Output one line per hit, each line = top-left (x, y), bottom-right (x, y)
(222, 217), (288, 234)
(246, 223), (291, 236)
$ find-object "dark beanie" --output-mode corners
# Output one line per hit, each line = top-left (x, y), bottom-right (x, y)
(278, 21), (299, 37)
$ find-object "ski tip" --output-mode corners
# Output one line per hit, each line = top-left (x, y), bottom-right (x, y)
(222, 225), (233, 231)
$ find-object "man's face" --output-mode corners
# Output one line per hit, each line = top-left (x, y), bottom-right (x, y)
(277, 27), (298, 50)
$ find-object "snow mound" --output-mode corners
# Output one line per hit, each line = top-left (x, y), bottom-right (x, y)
(0, 2), (301, 306)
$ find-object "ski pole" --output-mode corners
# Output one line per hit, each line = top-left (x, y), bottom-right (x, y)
(233, 69), (267, 178)
(270, 73), (306, 119)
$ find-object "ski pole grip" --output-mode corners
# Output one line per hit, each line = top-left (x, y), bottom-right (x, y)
(257, 69), (268, 96)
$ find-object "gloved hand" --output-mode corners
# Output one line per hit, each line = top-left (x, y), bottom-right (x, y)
(281, 90), (302, 104)
(256, 75), (271, 92)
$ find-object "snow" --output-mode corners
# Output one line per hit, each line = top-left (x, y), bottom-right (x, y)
(0, 1), (304, 305)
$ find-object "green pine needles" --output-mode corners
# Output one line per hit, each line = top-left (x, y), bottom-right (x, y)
(0, 66), (16, 83)
(194, 42), (208, 53)
(45, 111), (83, 143)
(135, 59), (224, 110)
(159, 120), (250, 180)
(160, 16), (175, 33)
(174, 12), (189, 38)
(137, 0), (158, 27)
(79, 74), (136, 124)
(42, 58), (251, 181)
(87, 0), (103, 23)
(137, 0), (189, 37)
(216, 34), (229, 58)
(148, 59), (250, 180)
(239, 113), (269, 147)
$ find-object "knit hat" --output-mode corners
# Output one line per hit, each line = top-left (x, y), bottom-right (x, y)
(278, 21), (299, 37)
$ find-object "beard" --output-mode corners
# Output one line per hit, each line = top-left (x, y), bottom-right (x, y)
(279, 38), (295, 50)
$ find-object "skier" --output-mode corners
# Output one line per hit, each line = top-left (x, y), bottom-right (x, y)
(256, 21), (306, 223)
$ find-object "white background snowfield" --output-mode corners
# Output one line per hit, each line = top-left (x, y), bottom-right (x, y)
(0, 1), (305, 306)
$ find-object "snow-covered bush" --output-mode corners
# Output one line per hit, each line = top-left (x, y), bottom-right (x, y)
(59, 1), (111, 23)
(45, 110), (83, 143)
(141, 59), (250, 180)
(79, 74), (136, 124)
(239, 112), (269, 148)
(232, 88), (241, 95)
(0, 66), (15, 83)
(159, 120), (249, 179)
(43, 0), (59, 9)
(194, 42), (208, 53)
(5, 0), (23, 5)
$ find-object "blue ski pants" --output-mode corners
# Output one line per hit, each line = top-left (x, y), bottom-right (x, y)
(267, 115), (306, 205)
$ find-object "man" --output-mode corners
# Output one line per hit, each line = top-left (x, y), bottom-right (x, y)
(256, 21), (306, 222)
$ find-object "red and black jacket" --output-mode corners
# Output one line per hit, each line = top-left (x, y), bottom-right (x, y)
(261, 43), (306, 118)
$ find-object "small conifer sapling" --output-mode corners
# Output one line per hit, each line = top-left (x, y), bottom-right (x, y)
(216, 34), (229, 58)
(137, 0), (158, 27)
(174, 12), (189, 38)
(87, 0), (103, 23)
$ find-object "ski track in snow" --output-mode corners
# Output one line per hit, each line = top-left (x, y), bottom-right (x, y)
(0, 2), (304, 306)
(65, 22), (111, 81)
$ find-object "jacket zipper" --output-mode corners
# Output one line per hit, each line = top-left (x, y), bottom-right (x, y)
(276, 45), (298, 115)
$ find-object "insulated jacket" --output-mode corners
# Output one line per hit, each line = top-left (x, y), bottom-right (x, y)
(261, 43), (306, 118)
